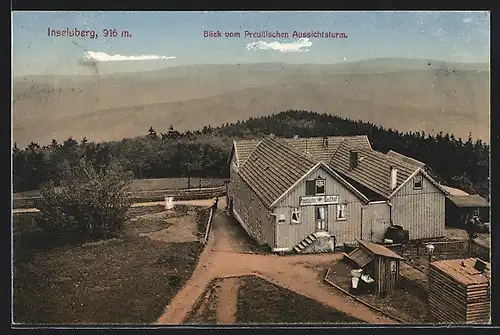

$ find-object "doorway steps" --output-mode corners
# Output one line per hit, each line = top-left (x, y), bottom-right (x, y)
(293, 231), (330, 253)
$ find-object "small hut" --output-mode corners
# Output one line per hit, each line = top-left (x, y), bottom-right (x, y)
(428, 258), (491, 324)
(344, 239), (404, 294)
(444, 192), (490, 228)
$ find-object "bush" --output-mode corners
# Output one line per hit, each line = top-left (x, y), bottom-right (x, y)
(36, 158), (133, 246)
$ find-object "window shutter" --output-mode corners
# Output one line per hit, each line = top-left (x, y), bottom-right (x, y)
(306, 180), (316, 196)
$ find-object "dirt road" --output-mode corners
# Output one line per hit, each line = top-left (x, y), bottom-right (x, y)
(155, 211), (398, 325)
(12, 197), (224, 214)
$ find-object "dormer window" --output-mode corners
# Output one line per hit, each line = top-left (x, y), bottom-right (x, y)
(315, 178), (326, 195)
(413, 175), (423, 190)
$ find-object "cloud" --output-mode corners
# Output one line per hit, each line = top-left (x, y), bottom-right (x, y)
(462, 17), (473, 23)
(83, 51), (176, 62)
(246, 38), (312, 53)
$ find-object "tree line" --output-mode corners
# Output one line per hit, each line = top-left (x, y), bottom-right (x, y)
(13, 110), (490, 198)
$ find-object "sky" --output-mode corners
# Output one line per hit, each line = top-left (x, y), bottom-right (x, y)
(12, 11), (490, 76)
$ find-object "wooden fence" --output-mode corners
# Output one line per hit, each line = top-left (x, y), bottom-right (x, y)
(387, 240), (490, 262)
(203, 208), (215, 244)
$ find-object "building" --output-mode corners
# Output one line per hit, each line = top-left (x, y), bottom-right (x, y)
(344, 239), (404, 294)
(227, 135), (371, 252)
(428, 258), (490, 324)
(227, 135), (448, 253)
(329, 142), (447, 241)
(441, 186), (490, 227)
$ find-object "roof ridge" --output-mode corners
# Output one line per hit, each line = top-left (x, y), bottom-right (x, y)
(268, 136), (318, 166)
(341, 142), (419, 171)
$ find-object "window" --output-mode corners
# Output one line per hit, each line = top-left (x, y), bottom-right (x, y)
(277, 214), (286, 224)
(336, 204), (347, 221)
(472, 209), (480, 217)
(306, 180), (316, 196)
(413, 175), (423, 190)
(291, 207), (301, 224)
(390, 261), (396, 274)
(315, 178), (326, 195)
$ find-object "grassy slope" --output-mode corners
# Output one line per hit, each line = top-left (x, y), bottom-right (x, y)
(12, 206), (206, 324)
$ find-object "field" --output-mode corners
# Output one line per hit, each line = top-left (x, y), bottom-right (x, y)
(185, 276), (363, 325)
(12, 205), (209, 324)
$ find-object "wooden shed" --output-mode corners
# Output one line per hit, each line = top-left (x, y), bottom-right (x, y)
(429, 258), (491, 324)
(445, 194), (490, 227)
(344, 239), (404, 294)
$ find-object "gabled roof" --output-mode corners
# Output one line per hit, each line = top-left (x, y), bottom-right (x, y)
(237, 136), (318, 208)
(285, 135), (372, 163)
(357, 239), (404, 260)
(237, 136), (370, 209)
(231, 135), (372, 167)
(329, 142), (419, 199)
(386, 150), (426, 168)
(270, 160), (371, 207)
(447, 194), (490, 208)
(229, 139), (261, 166)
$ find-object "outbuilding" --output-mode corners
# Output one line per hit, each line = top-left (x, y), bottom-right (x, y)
(344, 239), (404, 294)
(444, 191), (490, 228)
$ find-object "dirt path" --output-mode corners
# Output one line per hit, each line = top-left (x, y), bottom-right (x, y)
(215, 278), (240, 324)
(12, 197), (224, 214)
(156, 211), (398, 325)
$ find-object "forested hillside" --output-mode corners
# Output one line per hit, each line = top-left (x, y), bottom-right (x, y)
(13, 110), (489, 198)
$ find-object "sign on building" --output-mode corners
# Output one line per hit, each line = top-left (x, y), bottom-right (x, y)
(300, 195), (339, 206)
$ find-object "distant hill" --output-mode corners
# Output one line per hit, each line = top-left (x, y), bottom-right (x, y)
(12, 58), (490, 146)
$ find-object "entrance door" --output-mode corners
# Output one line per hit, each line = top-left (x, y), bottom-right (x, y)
(315, 205), (328, 231)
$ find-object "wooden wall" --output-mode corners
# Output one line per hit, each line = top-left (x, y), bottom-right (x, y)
(362, 202), (391, 243)
(274, 165), (364, 249)
(390, 171), (446, 240)
(374, 256), (400, 293)
(229, 155), (275, 247)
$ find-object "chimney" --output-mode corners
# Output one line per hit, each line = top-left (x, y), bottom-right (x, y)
(349, 150), (359, 170)
(293, 134), (299, 139)
(323, 137), (329, 148)
(390, 166), (398, 190)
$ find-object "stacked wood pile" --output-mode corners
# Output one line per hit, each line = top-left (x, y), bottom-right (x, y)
(428, 258), (490, 324)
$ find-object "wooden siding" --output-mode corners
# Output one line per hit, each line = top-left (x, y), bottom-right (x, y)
(375, 257), (400, 293)
(362, 202), (391, 243)
(274, 165), (364, 249)
(390, 171), (445, 240)
(230, 170), (275, 247)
